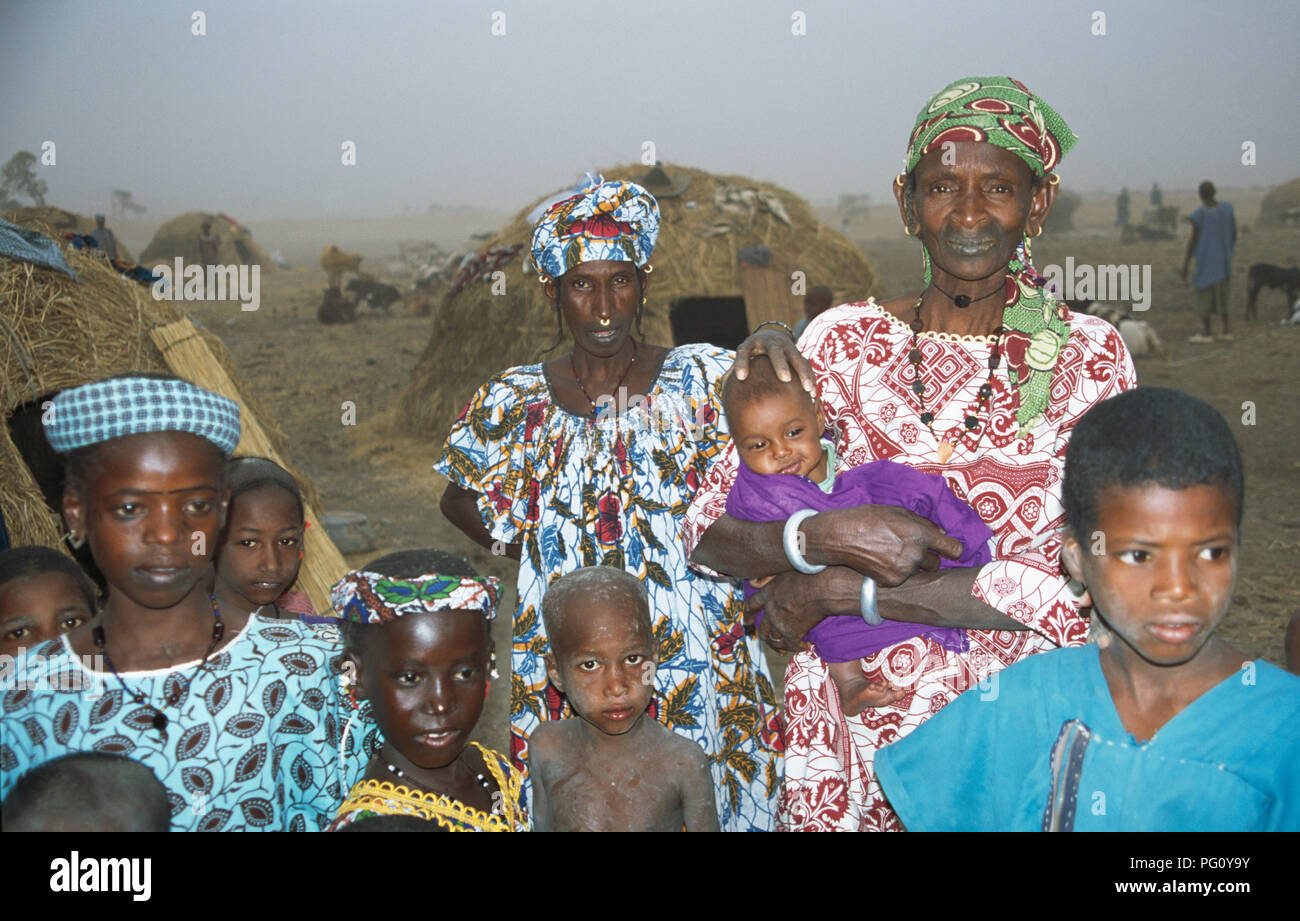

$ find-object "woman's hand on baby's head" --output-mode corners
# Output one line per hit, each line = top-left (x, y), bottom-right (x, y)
(733, 329), (816, 395)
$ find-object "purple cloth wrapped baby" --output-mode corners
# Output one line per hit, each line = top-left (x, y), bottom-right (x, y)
(725, 458), (994, 662)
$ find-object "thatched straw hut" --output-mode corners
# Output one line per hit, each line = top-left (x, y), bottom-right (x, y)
(399, 163), (877, 438)
(1, 212), (341, 611)
(1257, 177), (1300, 226)
(140, 211), (273, 268)
(4, 206), (136, 262)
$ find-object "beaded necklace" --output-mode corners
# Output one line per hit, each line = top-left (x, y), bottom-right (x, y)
(386, 760), (493, 791)
(570, 340), (638, 417)
(92, 594), (226, 735)
(906, 294), (1004, 464)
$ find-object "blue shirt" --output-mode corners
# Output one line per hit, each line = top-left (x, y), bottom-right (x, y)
(0, 615), (377, 831)
(1189, 202), (1235, 289)
(875, 644), (1300, 831)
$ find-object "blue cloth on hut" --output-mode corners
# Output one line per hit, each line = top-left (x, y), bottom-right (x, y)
(63, 232), (162, 286)
(0, 217), (75, 277)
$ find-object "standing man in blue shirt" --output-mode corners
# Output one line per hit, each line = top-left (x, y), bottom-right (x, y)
(1182, 181), (1236, 343)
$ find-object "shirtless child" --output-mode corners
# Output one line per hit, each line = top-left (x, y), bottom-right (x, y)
(528, 567), (720, 832)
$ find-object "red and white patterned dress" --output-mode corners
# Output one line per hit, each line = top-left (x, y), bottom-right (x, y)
(683, 299), (1136, 831)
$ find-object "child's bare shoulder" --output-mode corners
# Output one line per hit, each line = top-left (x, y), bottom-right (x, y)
(643, 720), (711, 772)
(528, 720), (577, 768)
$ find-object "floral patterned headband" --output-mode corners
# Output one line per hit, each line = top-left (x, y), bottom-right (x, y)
(331, 570), (500, 624)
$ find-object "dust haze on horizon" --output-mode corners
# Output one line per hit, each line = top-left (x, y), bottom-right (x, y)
(3, 0), (1297, 223)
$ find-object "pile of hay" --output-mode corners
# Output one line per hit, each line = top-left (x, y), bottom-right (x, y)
(3, 206), (136, 262)
(140, 211), (273, 268)
(0, 217), (340, 610)
(398, 163), (877, 439)
(1257, 177), (1300, 226)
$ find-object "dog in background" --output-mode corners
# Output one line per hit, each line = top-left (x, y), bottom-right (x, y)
(1246, 262), (1300, 320)
(1067, 299), (1163, 358)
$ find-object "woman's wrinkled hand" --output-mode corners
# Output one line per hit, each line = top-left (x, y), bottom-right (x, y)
(807, 505), (965, 587)
(743, 568), (860, 655)
(732, 328), (816, 395)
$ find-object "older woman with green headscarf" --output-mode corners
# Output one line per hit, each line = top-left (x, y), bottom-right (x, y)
(683, 76), (1137, 830)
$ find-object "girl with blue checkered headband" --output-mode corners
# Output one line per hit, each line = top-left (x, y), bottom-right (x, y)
(0, 373), (376, 831)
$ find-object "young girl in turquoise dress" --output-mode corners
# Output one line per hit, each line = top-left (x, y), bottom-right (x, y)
(876, 387), (1300, 831)
(0, 374), (375, 831)
(329, 549), (527, 832)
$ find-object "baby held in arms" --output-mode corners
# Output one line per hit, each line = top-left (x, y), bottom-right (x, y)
(528, 567), (719, 831)
(721, 354), (994, 715)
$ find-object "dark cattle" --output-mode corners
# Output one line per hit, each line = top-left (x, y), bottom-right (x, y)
(1246, 262), (1300, 320)
(345, 277), (403, 313)
(317, 287), (356, 324)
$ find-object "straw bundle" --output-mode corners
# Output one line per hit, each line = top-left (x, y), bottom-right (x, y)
(398, 162), (877, 439)
(2, 216), (341, 613)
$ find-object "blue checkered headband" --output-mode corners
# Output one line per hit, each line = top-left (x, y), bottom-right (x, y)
(44, 377), (242, 455)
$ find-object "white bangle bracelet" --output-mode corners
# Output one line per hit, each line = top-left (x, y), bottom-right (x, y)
(782, 508), (825, 574)
(860, 576), (882, 626)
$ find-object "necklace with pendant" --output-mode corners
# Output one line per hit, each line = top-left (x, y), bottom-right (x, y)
(92, 594), (226, 735)
(906, 295), (1004, 463)
(571, 340), (638, 419)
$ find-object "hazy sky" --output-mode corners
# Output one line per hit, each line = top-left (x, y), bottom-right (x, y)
(4, 0), (1297, 220)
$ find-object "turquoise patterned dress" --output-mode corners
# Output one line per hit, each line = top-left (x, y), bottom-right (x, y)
(436, 344), (782, 831)
(0, 616), (377, 831)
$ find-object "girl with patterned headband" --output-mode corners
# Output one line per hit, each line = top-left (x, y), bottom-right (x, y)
(686, 76), (1137, 831)
(437, 178), (782, 831)
(329, 549), (527, 832)
(0, 373), (375, 831)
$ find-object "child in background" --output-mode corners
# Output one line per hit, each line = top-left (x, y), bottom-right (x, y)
(529, 567), (719, 832)
(721, 356), (994, 715)
(2, 751), (170, 832)
(0, 546), (97, 657)
(0, 374), (375, 831)
(875, 387), (1300, 831)
(329, 549), (526, 832)
(213, 456), (313, 621)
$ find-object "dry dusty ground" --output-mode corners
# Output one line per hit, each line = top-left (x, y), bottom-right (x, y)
(170, 190), (1300, 751)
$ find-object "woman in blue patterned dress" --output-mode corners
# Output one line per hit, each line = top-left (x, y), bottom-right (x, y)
(436, 179), (781, 830)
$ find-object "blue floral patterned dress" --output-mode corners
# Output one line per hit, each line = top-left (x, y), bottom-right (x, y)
(0, 616), (377, 831)
(436, 344), (782, 831)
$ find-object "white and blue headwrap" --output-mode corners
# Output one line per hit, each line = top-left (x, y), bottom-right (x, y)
(530, 179), (659, 280)
(331, 570), (500, 624)
(44, 377), (242, 455)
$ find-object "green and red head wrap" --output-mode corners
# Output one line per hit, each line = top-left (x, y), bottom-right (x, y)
(905, 76), (1078, 437)
(906, 76), (1077, 177)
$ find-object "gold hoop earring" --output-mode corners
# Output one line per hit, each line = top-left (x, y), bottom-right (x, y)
(643, 263), (654, 275)
(1047, 174), (1060, 186)
(1032, 225), (1044, 238)
(894, 174), (906, 189)
(641, 297), (647, 305)
(537, 273), (551, 285)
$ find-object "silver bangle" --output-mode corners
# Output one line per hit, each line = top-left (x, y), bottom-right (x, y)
(753, 320), (794, 338)
(782, 508), (825, 574)
(860, 576), (882, 626)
